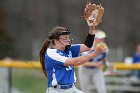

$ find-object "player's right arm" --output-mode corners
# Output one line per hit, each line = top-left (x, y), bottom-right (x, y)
(64, 43), (106, 66)
(64, 52), (98, 66)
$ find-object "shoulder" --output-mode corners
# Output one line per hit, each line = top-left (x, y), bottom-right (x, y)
(70, 44), (81, 53)
(46, 48), (68, 63)
(45, 48), (56, 58)
(45, 48), (59, 59)
(70, 44), (81, 50)
(71, 44), (81, 48)
(47, 48), (57, 53)
(46, 48), (64, 57)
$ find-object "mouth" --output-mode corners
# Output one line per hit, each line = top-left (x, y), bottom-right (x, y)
(66, 41), (70, 45)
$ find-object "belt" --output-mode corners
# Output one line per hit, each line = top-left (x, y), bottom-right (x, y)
(52, 84), (73, 89)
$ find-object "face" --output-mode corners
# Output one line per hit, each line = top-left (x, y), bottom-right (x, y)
(58, 35), (71, 47)
(94, 38), (105, 44)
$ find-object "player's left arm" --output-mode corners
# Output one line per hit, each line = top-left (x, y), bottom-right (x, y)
(79, 26), (96, 53)
(80, 44), (91, 53)
(80, 2), (105, 53)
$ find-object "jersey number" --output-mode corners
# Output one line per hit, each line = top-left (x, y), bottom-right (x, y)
(66, 66), (72, 71)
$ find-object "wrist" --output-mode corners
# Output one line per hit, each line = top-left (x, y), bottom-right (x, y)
(86, 54), (93, 60)
(89, 26), (95, 35)
(87, 51), (99, 61)
(89, 26), (95, 29)
(92, 51), (100, 57)
(84, 33), (95, 48)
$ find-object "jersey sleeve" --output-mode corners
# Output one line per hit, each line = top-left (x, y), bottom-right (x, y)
(70, 44), (80, 57)
(46, 49), (68, 67)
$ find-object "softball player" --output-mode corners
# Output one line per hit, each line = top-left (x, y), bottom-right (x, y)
(78, 30), (109, 93)
(39, 26), (107, 93)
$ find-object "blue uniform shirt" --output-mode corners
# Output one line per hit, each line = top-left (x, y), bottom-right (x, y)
(44, 44), (80, 87)
(132, 54), (140, 63)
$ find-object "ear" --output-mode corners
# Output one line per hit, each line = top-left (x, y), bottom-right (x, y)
(54, 39), (59, 45)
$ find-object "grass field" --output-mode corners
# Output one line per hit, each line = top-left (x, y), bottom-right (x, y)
(12, 68), (80, 93)
(12, 69), (47, 93)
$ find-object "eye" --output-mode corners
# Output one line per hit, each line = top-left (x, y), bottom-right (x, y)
(60, 35), (70, 39)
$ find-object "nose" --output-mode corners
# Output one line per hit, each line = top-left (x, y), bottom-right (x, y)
(65, 39), (71, 42)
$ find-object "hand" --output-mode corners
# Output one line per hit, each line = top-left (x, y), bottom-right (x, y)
(94, 42), (107, 55)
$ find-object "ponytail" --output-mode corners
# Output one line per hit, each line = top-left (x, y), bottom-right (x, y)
(39, 26), (68, 77)
(39, 39), (50, 77)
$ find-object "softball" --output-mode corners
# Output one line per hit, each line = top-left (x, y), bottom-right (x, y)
(97, 42), (107, 50)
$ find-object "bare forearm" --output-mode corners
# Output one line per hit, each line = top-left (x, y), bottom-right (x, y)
(64, 42), (107, 66)
(64, 51), (98, 66)
(88, 26), (95, 35)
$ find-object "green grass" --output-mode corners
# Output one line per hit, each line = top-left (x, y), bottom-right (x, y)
(12, 69), (47, 93)
(12, 69), (80, 93)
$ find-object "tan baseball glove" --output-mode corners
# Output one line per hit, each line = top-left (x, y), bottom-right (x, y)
(82, 1), (104, 27)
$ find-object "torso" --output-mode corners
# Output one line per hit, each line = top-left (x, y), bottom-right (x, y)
(45, 45), (80, 86)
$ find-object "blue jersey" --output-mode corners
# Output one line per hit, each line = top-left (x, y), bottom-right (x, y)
(132, 54), (140, 63)
(44, 44), (80, 87)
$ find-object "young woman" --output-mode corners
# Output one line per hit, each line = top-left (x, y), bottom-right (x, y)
(39, 26), (107, 93)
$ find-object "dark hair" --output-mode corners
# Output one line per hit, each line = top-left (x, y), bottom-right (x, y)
(39, 26), (68, 77)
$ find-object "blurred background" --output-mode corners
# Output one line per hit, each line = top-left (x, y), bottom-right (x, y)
(0, 0), (140, 93)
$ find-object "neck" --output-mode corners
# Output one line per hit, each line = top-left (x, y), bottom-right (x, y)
(54, 40), (66, 51)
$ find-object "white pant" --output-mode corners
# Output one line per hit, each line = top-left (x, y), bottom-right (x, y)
(46, 85), (84, 93)
(78, 66), (107, 93)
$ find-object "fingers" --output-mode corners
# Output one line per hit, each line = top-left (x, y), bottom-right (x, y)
(99, 43), (107, 52)
(96, 42), (107, 53)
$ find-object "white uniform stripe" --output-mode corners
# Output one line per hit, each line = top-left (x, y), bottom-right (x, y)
(74, 71), (77, 82)
(47, 48), (68, 63)
(51, 68), (57, 86)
